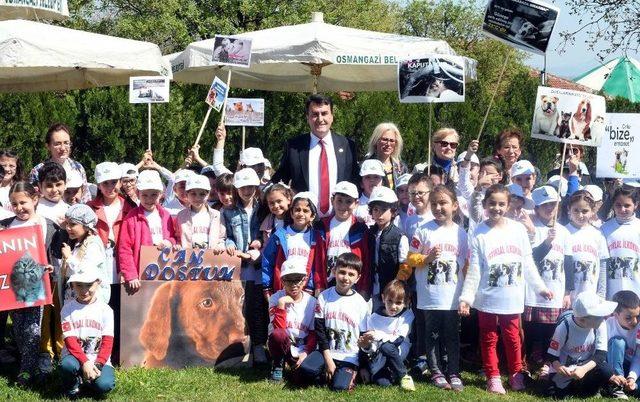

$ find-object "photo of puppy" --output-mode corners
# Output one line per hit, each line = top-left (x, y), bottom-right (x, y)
(488, 263), (518, 287)
(574, 260), (595, 283)
(539, 259), (562, 282)
(532, 95), (559, 136)
(554, 111), (572, 138)
(10, 251), (46, 304)
(570, 99), (592, 140)
(609, 257), (637, 279)
(512, 17), (539, 41)
(139, 281), (249, 369)
(427, 260), (454, 285)
(615, 149), (629, 174)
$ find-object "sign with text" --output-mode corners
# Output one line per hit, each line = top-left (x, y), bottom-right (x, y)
(0, 226), (52, 312)
(596, 113), (640, 178)
(205, 76), (228, 112)
(138, 246), (241, 281)
(0, 0), (69, 20)
(398, 55), (465, 103)
(224, 98), (265, 126)
(129, 76), (170, 104)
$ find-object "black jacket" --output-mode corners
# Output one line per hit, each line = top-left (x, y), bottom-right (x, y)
(368, 224), (403, 295)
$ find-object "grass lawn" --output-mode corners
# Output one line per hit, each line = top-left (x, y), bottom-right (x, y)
(0, 365), (610, 401)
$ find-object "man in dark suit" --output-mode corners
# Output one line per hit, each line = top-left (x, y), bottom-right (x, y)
(272, 94), (359, 217)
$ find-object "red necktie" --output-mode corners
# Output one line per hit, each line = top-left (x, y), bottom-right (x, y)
(319, 139), (329, 214)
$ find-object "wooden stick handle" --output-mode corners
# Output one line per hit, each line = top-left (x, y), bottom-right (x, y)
(147, 103), (152, 151)
(477, 52), (510, 142)
(552, 142), (568, 226)
(193, 106), (213, 148)
(218, 69), (233, 126)
(427, 103), (433, 176)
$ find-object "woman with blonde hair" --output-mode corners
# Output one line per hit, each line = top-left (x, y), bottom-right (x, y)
(364, 122), (408, 190)
(430, 127), (460, 185)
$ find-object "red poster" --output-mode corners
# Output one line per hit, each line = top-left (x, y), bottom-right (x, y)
(0, 226), (52, 311)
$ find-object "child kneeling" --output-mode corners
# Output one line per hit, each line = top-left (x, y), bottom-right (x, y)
(358, 280), (415, 391)
(60, 265), (115, 398)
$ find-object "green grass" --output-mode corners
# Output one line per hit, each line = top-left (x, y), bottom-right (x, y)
(0, 366), (611, 401)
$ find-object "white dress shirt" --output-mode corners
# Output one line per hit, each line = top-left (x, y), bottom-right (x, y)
(308, 132), (337, 217)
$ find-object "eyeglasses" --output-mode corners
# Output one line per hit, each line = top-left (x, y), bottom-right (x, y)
(409, 191), (429, 198)
(379, 137), (396, 144)
(282, 278), (305, 286)
(437, 141), (458, 149)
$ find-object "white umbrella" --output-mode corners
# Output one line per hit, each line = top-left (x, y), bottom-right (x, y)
(0, 19), (171, 92)
(0, 0), (68, 21)
(169, 12), (476, 92)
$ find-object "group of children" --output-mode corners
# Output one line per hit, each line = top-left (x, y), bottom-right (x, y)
(2, 121), (640, 399)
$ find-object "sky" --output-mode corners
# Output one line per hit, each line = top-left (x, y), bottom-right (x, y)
(518, 0), (639, 79)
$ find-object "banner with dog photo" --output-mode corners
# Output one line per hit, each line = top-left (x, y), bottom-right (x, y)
(531, 86), (606, 147)
(224, 98), (265, 126)
(119, 246), (250, 369)
(205, 76), (229, 112)
(398, 55), (465, 103)
(482, 0), (560, 55)
(596, 113), (640, 179)
(211, 35), (252, 68)
(0, 226), (52, 312)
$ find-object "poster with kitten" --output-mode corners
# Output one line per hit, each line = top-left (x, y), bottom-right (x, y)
(398, 55), (465, 103)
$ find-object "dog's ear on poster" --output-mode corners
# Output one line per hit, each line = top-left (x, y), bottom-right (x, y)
(139, 282), (173, 361)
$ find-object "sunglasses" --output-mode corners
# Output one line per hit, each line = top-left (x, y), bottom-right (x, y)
(282, 277), (305, 286)
(437, 141), (458, 149)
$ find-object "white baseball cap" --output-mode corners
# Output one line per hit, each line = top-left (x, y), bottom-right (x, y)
(506, 183), (525, 199)
(95, 162), (121, 184)
(368, 186), (398, 204)
(186, 174), (211, 192)
(240, 147), (266, 166)
(456, 152), (480, 165)
(360, 159), (385, 177)
(174, 169), (195, 183)
(264, 159), (272, 169)
(333, 181), (358, 199)
(395, 173), (411, 189)
(583, 184), (603, 202)
(293, 191), (318, 210)
(66, 169), (83, 189)
(120, 163), (138, 179)
(573, 291), (617, 318)
(137, 170), (163, 191)
(412, 163), (428, 174)
(532, 185), (559, 206)
(233, 168), (260, 188)
(547, 175), (568, 197)
(280, 259), (307, 279)
(623, 179), (640, 188)
(510, 160), (535, 178)
(67, 264), (101, 284)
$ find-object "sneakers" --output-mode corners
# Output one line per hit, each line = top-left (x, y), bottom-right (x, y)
(487, 376), (506, 394)
(400, 374), (416, 391)
(66, 386), (81, 400)
(413, 357), (429, 377)
(448, 374), (464, 392)
(509, 372), (526, 391)
(607, 385), (629, 400)
(252, 345), (268, 365)
(270, 366), (283, 382)
(431, 373), (451, 390)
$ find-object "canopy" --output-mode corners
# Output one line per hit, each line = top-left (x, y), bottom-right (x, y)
(169, 12), (477, 92)
(0, 19), (171, 92)
(574, 56), (640, 103)
(0, 0), (68, 21)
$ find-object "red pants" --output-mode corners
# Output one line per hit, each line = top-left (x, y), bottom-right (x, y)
(478, 311), (522, 378)
(268, 328), (296, 367)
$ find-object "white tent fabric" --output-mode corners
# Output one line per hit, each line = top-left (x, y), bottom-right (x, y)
(0, 0), (68, 21)
(169, 12), (477, 92)
(0, 19), (171, 92)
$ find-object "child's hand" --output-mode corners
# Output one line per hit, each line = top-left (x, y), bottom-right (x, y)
(43, 264), (54, 274)
(249, 240), (262, 250)
(571, 365), (587, 380)
(567, 153), (580, 175)
(539, 289), (554, 300)
(81, 361), (100, 381)
(277, 295), (294, 309)
(155, 240), (172, 251)
(626, 377), (637, 391)
(247, 249), (260, 262)
(477, 172), (499, 189)
(425, 246), (441, 264)
(467, 140), (479, 155)
(544, 227), (556, 246)
(325, 359), (336, 379)
(295, 351), (308, 368)
(215, 124), (227, 142)
(458, 301), (470, 317)
(61, 243), (71, 259)
(190, 145), (201, 160)
(172, 244), (182, 252)
(212, 245), (225, 255)
(562, 294), (572, 309)
(556, 365), (573, 377)
(609, 374), (626, 387)
(226, 245), (237, 256)
(125, 279), (141, 295)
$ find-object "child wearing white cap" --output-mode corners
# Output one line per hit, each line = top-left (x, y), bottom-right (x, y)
(394, 173), (411, 229)
(601, 187), (640, 299)
(175, 175), (226, 250)
(162, 168), (195, 217)
(119, 162), (139, 206)
(546, 291), (621, 398)
(505, 183), (535, 239)
(63, 169), (84, 206)
(509, 160), (536, 213)
(355, 159), (385, 226)
(117, 170), (177, 296)
(523, 186), (572, 372)
(583, 184), (604, 227)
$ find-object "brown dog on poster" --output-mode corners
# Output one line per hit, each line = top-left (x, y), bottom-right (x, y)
(139, 281), (248, 368)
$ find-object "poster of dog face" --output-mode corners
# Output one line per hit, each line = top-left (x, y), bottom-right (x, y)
(129, 77), (170, 104)
(596, 113), (640, 179)
(224, 98), (265, 127)
(398, 55), (465, 103)
(211, 35), (252, 68)
(531, 86), (606, 147)
(119, 280), (250, 369)
(482, 0), (559, 55)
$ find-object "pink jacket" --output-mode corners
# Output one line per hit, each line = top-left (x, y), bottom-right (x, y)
(117, 204), (177, 282)
(175, 205), (226, 249)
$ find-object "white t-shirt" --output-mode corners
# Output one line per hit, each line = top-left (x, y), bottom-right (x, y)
(315, 287), (369, 365)
(61, 299), (114, 365)
(162, 196), (185, 217)
(102, 199), (121, 242)
(548, 313), (607, 366)
(601, 218), (640, 299)
(565, 223), (609, 301)
(284, 226), (311, 265)
(410, 220), (468, 310)
(354, 194), (374, 227)
(403, 210), (434, 241)
(190, 208), (211, 248)
(0, 185), (10, 210)
(606, 316), (640, 362)
(526, 217), (571, 308)
(268, 290), (316, 356)
(366, 308), (414, 359)
(326, 217), (352, 282)
(144, 209), (164, 245)
(0, 207), (14, 220)
(36, 198), (68, 224)
(9, 215), (48, 241)
(468, 219), (540, 314)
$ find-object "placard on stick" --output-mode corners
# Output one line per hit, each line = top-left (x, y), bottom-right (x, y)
(129, 77), (170, 104)
(596, 113), (640, 179)
(0, 226), (52, 312)
(224, 98), (265, 127)
(205, 76), (229, 112)
(212, 35), (252, 68)
(398, 55), (465, 103)
(531, 86), (606, 147)
(482, 0), (560, 55)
